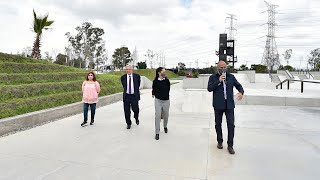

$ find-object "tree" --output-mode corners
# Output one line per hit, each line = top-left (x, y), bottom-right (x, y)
(137, 61), (147, 69)
(144, 49), (156, 69)
(66, 22), (106, 69)
(279, 65), (294, 71)
(31, 9), (54, 59)
(178, 62), (186, 70)
(132, 46), (139, 69)
(239, 64), (249, 71)
(44, 51), (53, 62)
(19, 47), (32, 57)
(282, 49), (293, 66)
(308, 48), (320, 70)
(54, 53), (68, 65)
(112, 46), (132, 69)
(73, 58), (86, 68)
(250, 64), (268, 73)
(94, 41), (107, 72)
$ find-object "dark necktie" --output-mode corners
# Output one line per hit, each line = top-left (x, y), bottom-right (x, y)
(128, 76), (132, 94)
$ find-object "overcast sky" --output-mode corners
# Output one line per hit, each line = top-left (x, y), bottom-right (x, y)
(1, 0), (320, 68)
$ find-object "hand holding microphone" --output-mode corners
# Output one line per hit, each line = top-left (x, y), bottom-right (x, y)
(219, 69), (227, 82)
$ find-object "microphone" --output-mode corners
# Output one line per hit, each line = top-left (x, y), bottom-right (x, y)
(222, 70), (227, 81)
(222, 70), (227, 100)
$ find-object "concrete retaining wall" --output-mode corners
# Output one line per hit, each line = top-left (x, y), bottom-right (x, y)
(141, 76), (152, 89)
(237, 71), (255, 83)
(235, 95), (320, 107)
(0, 93), (123, 136)
(182, 74), (210, 89)
(183, 73), (253, 89)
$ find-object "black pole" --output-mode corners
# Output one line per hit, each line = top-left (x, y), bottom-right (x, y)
(233, 55), (235, 69)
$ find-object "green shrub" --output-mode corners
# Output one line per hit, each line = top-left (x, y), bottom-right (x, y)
(193, 72), (199, 78)
(250, 64), (268, 73)
(177, 70), (186, 76)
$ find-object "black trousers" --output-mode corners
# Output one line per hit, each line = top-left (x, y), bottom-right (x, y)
(214, 108), (235, 147)
(123, 94), (139, 125)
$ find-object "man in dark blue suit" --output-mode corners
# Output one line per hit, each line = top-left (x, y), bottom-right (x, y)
(207, 60), (244, 154)
(121, 65), (141, 129)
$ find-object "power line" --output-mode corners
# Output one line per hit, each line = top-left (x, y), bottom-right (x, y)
(159, 38), (218, 53)
(261, 1), (280, 71)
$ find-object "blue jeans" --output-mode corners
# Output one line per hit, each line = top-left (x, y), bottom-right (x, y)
(83, 103), (96, 123)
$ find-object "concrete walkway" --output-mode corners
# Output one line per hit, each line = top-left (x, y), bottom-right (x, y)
(0, 82), (320, 180)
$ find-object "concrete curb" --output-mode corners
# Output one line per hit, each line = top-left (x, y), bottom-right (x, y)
(0, 93), (123, 137)
(236, 95), (320, 107)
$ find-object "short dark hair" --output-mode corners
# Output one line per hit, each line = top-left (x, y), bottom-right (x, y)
(86, 71), (97, 81)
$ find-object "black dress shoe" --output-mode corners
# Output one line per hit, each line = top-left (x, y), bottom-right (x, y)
(127, 125), (131, 129)
(81, 122), (87, 127)
(217, 143), (223, 149)
(155, 134), (159, 140)
(164, 128), (168, 133)
(227, 146), (235, 154)
(135, 119), (140, 125)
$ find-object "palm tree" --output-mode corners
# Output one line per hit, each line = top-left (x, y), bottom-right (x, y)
(31, 9), (54, 59)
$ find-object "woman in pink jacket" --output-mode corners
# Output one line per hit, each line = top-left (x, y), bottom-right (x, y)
(81, 71), (101, 127)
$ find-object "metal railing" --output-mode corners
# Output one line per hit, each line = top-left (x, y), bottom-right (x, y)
(294, 70), (314, 79)
(276, 79), (320, 93)
(285, 70), (294, 79)
(269, 73), (273, 81)
(307, 71), (314, 79)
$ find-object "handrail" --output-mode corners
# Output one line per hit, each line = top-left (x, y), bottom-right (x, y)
(307, 71), (314, 79)
(285, 70), (294, 79)
(269, 73), (273, 81)
(276, 79), (320, 93)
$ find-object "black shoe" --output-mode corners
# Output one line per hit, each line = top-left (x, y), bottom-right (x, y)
(81, 122), (87, 127)
(217, 143), (223, 149)
(164, 128), (168, 133)
(227, 146), (235, 154)
(127, 124), (131, 129)
(136, 119), (140, 125)
(90, 122), (94, 125)
(155, 134), (159, 140)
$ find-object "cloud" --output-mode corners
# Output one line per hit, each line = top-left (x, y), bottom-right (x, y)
(0, 0), (319, 68)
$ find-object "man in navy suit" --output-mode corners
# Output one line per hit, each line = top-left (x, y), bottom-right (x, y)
(207, 60), (244, 154)
(121, 65), (141, 129)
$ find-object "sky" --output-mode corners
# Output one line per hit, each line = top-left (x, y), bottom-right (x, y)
(1, 0), (320, 69)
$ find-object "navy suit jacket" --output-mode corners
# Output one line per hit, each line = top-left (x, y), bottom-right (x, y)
(121, 73), (141, 101)
(207, 72), (244, 110)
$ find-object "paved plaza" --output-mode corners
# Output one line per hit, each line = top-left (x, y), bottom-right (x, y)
(0, 82), (320, 180)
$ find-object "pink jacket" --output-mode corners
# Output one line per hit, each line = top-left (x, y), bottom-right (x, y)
(82, 81), (101, 104)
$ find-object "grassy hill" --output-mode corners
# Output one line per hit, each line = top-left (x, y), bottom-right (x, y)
(0, 53), (122, 119)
